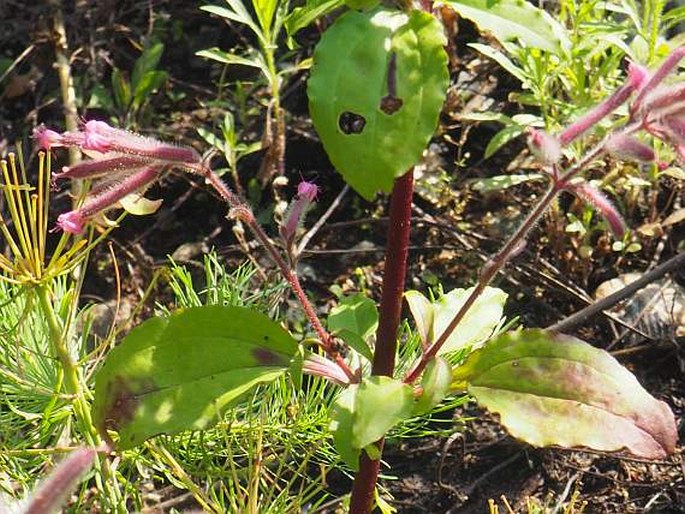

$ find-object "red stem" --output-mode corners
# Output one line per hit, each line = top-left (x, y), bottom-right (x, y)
(349, 169), (414, 514)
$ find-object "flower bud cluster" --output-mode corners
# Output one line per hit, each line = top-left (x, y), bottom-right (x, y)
(34, 121), (201, 234)
(524, 47), (685, 239)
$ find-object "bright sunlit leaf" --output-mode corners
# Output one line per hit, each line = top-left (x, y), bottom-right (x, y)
(93, 306), (298, 449)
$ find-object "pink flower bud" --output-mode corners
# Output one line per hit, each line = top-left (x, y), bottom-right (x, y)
(526, 128), (562, 165)
(55, 155), (152, 180)
(297, 180), (319, 202)
(302, 353), (350, 385)
(627, 61), (650, 91)
(280, 181), (319, 246)
(560, 79), (638, 146)
(83, 121), (114, 152)
(33, 125), (64, 150)
(83, 120), (200, 164)
(25, 447), (97, 514)
(56, 166), (162, 233)
(631, 47), (685, 114)
(604, 133), (655, 162)
(57, 211), (86, 234)
(567, 182), (626, 238)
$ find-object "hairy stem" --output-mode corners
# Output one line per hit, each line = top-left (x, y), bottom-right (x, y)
(349, 169), (414, 514)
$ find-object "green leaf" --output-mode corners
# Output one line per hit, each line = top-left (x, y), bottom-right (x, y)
(406, 287), (507, 354)
(345, 0), (381, 9)
(132, 70), (168, 109)
(335, 328), (374, 362)
(328, 294), (377, 361)
(468, 43), (528, 83)
(111, 68), (131, 110)
(330, 376), (415, 469)
(484, 124), (524, 159)
(453, 330), (677, 459)
(330, 385), (360, 469)
(201, 3), (262, 41)
(285, 0), (345, 37)
(404, 290), (433, 345)
(131, 43), (164, 91)
(328, 293), (378, 342)
(253, 0), (278, 33)
(444, 0), (569, 53)
(353, 377), (414, 449)
(308, 8), (449, 199)
(413, 357), (451, 415)
(92, 306), (298, 449)
(196, 48), (269, 80)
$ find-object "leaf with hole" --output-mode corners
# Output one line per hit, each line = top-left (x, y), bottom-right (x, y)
(452, 329), (677, 458)
(92, 305), (298, 449)
(308, 8), (448, 199)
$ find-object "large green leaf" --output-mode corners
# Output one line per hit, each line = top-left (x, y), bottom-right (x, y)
(308, 8), (449, 199)
(444, 0), (570, 53)
(453, 330), (677, 458)
(93, 306), (298, 449)
(330, 376), (415, 470)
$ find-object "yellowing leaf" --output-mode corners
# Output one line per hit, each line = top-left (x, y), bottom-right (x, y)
(453, 330), (677, 458)
(119, 193), (163, 216)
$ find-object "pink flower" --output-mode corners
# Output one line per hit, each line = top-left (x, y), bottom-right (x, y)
(33, 125), (64, 150)
(297, 180), (320, 202)
(83, 120), (114, 152)
(57, 211), (86, 234)
(34, 120), (204, 234)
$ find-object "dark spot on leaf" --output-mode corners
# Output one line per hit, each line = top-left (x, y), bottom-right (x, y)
(253, 348), (286, 366)
(103, 376), (157, 432)
(380, 95), (403, 115)
(339, 112), (366, 134)
(512, 361), (519, 367)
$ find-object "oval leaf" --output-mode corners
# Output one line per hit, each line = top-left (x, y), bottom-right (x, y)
(453, 330), (677, 458)
(93, 306), (298, 449)
(308, 8), (448, 199)
(330, 376), (414, 469)
(328, 293), (379, 342)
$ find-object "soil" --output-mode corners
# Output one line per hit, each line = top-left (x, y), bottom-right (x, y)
(1, 2), (683, 513)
